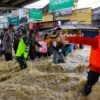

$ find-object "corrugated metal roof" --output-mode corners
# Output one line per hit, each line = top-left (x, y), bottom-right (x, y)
(58, 24), (99, 30)
(75, 25), (99, 29)
(59, 25), (77, 29)
(0, 0), (39, 14)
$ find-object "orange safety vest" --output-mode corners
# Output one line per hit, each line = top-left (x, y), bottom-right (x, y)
(89, 36), (100, 69)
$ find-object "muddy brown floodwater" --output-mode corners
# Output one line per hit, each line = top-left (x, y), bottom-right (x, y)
(0, 46), (99, 100)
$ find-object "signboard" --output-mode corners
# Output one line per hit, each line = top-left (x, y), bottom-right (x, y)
(49, 0), (74, 12)
(29, 24), (38, 30)
(53, 8), (72, 16)
(39, 22), (58, 28)
(9, 16), (20, 26)
(29, 22), (58, 29)
(30, 10), (43, 20)
(20, 17), (28, 23)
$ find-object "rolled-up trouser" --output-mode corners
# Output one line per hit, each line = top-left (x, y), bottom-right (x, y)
(16, 57), (27, 70)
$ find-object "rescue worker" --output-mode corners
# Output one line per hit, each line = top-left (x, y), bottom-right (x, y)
(16, 29), (35, 70)
(63, 30), (100, 96)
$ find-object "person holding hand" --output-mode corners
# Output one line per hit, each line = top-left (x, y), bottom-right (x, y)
(63, 31), (100, 96)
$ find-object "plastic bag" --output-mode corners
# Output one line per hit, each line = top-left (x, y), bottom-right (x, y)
(35, 41), (47, 53)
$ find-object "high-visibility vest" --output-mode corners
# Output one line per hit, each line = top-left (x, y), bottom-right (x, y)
(89, 36), (100, 68)
(16, 37), (29, 58)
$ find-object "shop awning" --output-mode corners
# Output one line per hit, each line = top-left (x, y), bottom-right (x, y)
(74, 25), (99, 30)
(0, 0), (39, 15)
(59, 24), (99, 30)
(59, 25), (77, 29)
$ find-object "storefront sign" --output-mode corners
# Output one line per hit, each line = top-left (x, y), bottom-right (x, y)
(9, 16), (20, 26)
(39, 22), (58, 28)
(49, 0), (74, 12)
(30, 10), (43, 20)
(53, 8), (72, 16)
(20, 17), (28, 23)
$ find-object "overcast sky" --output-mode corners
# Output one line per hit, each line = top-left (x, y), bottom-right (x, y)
(78, 0), (100, 9)
(25, 0), (100, 9)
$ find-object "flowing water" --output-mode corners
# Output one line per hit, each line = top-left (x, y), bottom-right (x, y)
(0, 46), (99, 100)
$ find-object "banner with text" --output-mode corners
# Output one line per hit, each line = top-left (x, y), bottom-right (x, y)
(30, 10), (43, 20)
(9, 16), (20, 26)
(53, 8), (72, 16)
(49, 0), (74, 12)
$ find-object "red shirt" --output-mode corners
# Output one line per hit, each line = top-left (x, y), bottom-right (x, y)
(67, 36), (100, 73)
(68, 36), (98, 50)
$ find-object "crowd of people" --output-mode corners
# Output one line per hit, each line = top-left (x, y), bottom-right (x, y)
(0, 25), (84, 67)
(1, 24), (100, 96)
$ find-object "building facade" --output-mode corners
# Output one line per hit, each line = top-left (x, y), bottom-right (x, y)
(41, 8), (92, 24)
(92, 7), (100, 28)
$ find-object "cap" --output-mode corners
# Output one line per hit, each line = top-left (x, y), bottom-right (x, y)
(16, 30), (22, 35)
